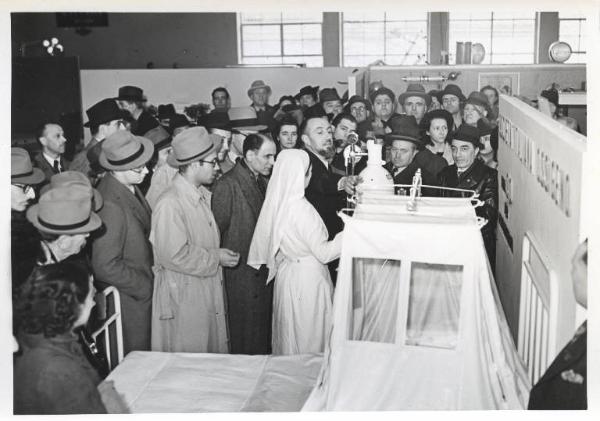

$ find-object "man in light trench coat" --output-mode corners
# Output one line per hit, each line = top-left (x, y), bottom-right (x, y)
(150, 127), (240, 352)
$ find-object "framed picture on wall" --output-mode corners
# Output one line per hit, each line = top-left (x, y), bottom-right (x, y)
(478, 72), (520, 96)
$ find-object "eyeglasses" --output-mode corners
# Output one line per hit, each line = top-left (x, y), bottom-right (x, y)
(130, 165), (147, 174)
(199, 158), (220, 167)
(12, 183), (33, 194)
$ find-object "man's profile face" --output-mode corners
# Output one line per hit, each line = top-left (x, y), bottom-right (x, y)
(251, 88), (269, 107)
(213, 91), (230, 110)
(40, 124), (67, 155)
(403, 96), (427, 122)
(302, 117), (335, 160)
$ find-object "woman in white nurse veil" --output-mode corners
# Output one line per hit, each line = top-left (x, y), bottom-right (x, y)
(248, 149), (343, 355)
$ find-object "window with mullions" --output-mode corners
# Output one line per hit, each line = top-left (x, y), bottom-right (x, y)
(238, 13), (323, 67)
(448, 12), (535, 64)
(342, 12), (428, 67)
(559, 13), (586, 64)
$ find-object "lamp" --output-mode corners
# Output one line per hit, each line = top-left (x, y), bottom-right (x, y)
(43, 38), (64, 56)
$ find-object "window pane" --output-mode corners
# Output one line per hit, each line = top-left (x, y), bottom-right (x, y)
(242, 25), (281, 56)
(283, 23), (322, 55)
(281, 13), (322, 23)
(343, 22), (385, 55)
(406, 262), (463, 349)
(342, 12), (385, 22)
(349, 257), (401, 344)
(241, 13), (282, 24)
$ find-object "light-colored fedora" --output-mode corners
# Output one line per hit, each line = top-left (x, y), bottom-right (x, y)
(11, 147), (45, 185)
(99, 130), (154, 171)
(247, 80), (272, 98)
(41, 171), (103, 211)
(26, 185), (102, 235)
(167, 126), (221, 168)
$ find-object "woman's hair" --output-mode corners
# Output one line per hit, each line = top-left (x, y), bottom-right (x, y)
(15, 262), (91, 338)
(480, 85), (499, 104)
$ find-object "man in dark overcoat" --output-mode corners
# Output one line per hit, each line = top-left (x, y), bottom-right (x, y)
(212, 133), (277, 354)
(91, 130), (155, 354)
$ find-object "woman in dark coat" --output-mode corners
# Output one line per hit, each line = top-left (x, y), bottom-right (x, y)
(13, 263), (107, 414)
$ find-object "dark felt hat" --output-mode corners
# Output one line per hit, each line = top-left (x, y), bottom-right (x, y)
(247, 80), (272, 98)
(436, 84), (466, 103)
(303, 103), (327, 119)
(452, 124), (481, 147)
(135, 115), (160, 136)
(384, 114), (422, 145)
(11, 147), (45, 185)
(319, 88), (342, 103)
(369, 87), (396, 104)
(116, 85), (147, 102)
(295, 85), (319, 101)
(345, 95), (371, 112)
(144, 125), (172, 151)
(169, 114), (192, 133)
(26, 185), (102, 235)
(41, 171), (103, 212)
(466, 91), (492, 115)
(420, 109), (454, 132)
(99, 131), (155, 171)
(157, 104), (176, 120)
(197, 112), (232, 131)
(398, 84), (432, 107)
(84, 98), (123, 128)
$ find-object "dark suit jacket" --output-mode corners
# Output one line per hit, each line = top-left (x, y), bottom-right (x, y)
(132, 110), (159, 136)
(528, 322), (587, 409)
(91, 173), (153, 354)
(304, 149), (345, 240)
(412, 148), (448, 178)
(211, 160), (272, 354)
(32, 152), (69, 183)
(384, 160), (439, 196)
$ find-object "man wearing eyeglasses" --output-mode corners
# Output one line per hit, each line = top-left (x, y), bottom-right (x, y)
(91, 130), (155, 353)
(151, 127), (240, 353)
(70, 98), (126, 185)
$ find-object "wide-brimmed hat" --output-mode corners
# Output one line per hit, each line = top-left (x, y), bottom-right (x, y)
(466, 91), (492, 115)
(84, 98), (123, 128)
(197, 112), (232, 132)
(144, 125), (172, 151)
(452, 124), (481, 147)
(247, 80), (272, 98)
(41, 171), (103, 211)
(420, 109), (454, 132)
(345, 95), (372, 112)
(167, 126), (220, 168)
(319, 88), (341, 103)
(384, 115), (422, 146)
(26, 185), (102, 235)
(436, 84), (466, 103)
(11, 147), (45, 185)
(157, 104), (176, 120)
(115, 85), (147, 102)
(99, 131), (155, 171)
(294, 85), (319, 100)
(228, 107), (267, 132)
(398, 84), (432, 107)
(369, 87), (396, 104)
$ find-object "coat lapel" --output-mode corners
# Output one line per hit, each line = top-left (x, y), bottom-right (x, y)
(102, 174), (151, 232)
(232, 161), (264, 220)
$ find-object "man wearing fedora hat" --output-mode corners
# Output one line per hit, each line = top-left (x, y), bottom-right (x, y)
(437, 84), (466, 131)
(151, 127), (240, 353)
(11, 147), (47, 292)
(70, 98), (126, 183)
(383, 115), (439, 195)
(248, 80), (276, 131)
(198, 111), (233, 168)
(295, 85), (319, 109)
(116, 85), (159, 136)
(211, 87), (231, 113)
(157, 104), (176, 128)
(32, 122), (70, 182)
(91, 130), (155, 353)
(224, 107), (268, 175)
(438, 124), (498, 268)
(319, 87), (344, 121)
(399, 84), (431, 125)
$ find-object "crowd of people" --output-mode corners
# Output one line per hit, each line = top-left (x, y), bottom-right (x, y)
(10, 78), (586, 413)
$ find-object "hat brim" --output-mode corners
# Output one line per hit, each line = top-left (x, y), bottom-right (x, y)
(247, 86), (272, 98)
(231, 124), (268, 132)
(166, 134), (220, 168)
(98, 136), (155, 171)
(398, 93), (432, 107)
(384, 134), (421, 145)
(26, 206), (102, 235)
(115, 96), (147, 102)
(12, 167), (46, 185)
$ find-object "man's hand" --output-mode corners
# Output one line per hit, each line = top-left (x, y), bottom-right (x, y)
(339, 175), (363, 195)
(219, 249), (240, 267)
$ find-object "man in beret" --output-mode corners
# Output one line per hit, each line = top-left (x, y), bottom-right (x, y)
(151, 127), (239, 353)
(399, 84), (431, 125)
(116, 85), (159, 136)
(438, 124), (498, 268)
(437, 84), (466, 131)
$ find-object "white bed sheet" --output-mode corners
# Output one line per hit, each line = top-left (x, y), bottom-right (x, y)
(98, 351), (322, 413)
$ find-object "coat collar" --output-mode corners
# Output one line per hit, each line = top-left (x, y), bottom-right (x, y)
(18, 331), (81, 355)
(230, 160), (265, 219)
(172, 173), (210, 206)
(100, 173), (152, 229)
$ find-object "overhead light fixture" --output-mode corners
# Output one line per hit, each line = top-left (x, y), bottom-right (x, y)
(43, 37), (64, 56)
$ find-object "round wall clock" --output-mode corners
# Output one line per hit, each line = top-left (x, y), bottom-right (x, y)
(548, 41), (572, 63)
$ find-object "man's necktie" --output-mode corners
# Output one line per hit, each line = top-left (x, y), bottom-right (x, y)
(53, 159), (61, 173)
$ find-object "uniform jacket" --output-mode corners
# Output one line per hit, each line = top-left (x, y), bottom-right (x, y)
(528, 322), (587, 409)
(304, 149), (345, 240)
(92, 173), (153, 354)
(32, 152), (70, 182)
(212, 160), (272, 354)
(13, 332), (106, 414)
(150, 174), (228, 353)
